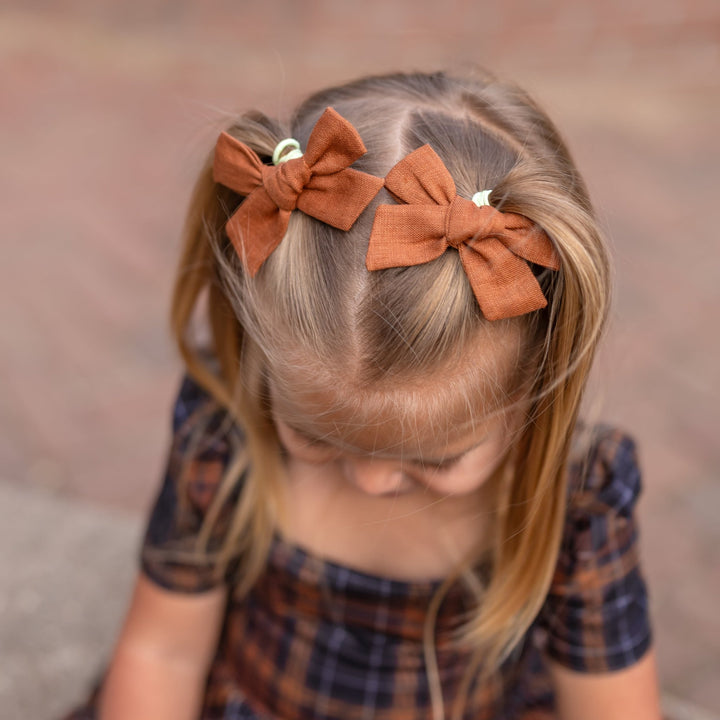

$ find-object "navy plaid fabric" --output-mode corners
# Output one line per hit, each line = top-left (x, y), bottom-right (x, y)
(63, 375), (652, 720)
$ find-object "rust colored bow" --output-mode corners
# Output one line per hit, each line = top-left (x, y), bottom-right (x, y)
(213, 107), (384, 276)
(366, 145), (560, 320)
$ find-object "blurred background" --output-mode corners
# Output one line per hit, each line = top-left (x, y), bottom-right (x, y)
(1, 1), (718, 718)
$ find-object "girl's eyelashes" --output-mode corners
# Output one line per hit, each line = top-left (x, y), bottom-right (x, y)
(282, 421), (467, 472)
(277, 415), (500, 484)
(409, 456), (463, 473)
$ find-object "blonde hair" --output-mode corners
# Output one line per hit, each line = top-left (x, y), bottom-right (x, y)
(170, 70), (610, 717)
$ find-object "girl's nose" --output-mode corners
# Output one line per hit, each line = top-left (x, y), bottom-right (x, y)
(342, 457), (407, 496)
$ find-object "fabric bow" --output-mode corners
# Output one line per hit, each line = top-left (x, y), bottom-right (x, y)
(366, 145), (560, 321)
(213, 107), (384, 276)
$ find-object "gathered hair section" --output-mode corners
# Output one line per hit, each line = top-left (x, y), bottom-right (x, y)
(169, 69), (611, 717)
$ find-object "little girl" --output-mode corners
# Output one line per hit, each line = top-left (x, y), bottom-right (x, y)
(65, 70), (661, 720)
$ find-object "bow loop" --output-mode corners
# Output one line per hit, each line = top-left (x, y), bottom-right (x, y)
(302, 106), (369, 172)
(213, 107), (384, 276)
(367, 145), (560, 320)
(384, 143), (456, 206)
(213, 133), (264, 196)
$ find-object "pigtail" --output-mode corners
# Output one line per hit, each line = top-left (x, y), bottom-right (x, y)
(170, 156), (239, 408)
(171, 109), (284, 407)
(455, 155), (611, 675)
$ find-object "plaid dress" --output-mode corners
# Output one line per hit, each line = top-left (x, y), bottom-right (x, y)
(64, 374), (652, 720)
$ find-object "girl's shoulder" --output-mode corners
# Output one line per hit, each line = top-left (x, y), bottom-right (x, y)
(140, 370), (244, 592)
(170, 371), (242, 453)
(566, 424), (642, 518)
(164, 369), (245, 500)
(540, 425), (651, 673)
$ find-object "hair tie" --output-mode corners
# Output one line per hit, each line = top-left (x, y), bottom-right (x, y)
(213, 108), (384, 276)
(272, 138), (303, 165)
(367, 145), (560, 321)
(472, 190), (492, 207)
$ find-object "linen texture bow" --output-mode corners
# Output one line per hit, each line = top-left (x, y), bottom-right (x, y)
(214, 107), (384, 276)
(366, 145), (560, 321)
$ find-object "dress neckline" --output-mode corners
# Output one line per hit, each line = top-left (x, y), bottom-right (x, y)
(271, 531), (453, 593)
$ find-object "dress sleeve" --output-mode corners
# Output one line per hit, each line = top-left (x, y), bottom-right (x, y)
(538, 427), (653, 672)
(140, 373), (244, 593)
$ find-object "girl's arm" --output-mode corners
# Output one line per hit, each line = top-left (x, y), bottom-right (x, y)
(98, 573), (228, 720)
(549, 649), (662, 720)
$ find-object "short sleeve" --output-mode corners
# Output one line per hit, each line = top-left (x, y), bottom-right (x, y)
(140, 373), (244, 593)
(538, 427), (653, 672)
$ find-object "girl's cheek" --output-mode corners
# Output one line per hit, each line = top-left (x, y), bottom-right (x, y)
(419, 446), (505, 495)
(420, 469), (484, 495)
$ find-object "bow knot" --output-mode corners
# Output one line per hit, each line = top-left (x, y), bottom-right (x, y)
(445, 197), (505, 249)
(261, 160), (311, 212)
(367, 145), (560, 321)
(213, 108), (384, 276)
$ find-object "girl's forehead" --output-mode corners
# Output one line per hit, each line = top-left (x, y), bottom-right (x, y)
(270, 379), (510, 458)
(268, 333), (523, 457)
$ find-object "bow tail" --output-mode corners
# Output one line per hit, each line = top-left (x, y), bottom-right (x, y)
(460, 239), (549, 320)
(500, 215), (560, 270)
(226, 190), (292, 276)
(366, 206), (449, 270)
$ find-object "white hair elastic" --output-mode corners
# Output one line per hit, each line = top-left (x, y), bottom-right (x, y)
(471, 189), (493, 207)
(272, 138), (304, 165)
